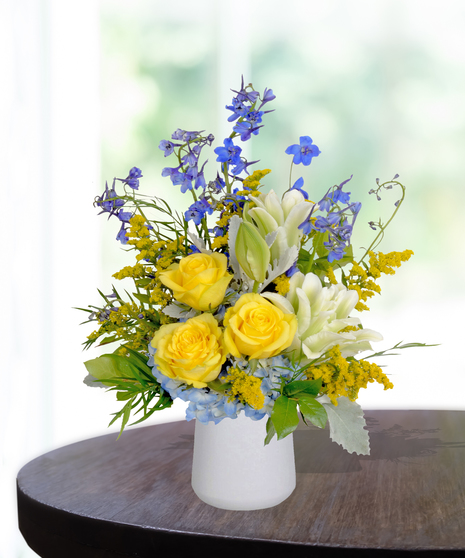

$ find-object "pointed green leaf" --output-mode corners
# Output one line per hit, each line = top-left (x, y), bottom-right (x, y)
(297, 395), (327, 429)
(271, 395), (299, 440)
(264, 417), (276, 446)
(206, 379), (232, 393)
(283, 378), (322, 397)
(133, 292), (150, 304)
(84, 354), (140, 382)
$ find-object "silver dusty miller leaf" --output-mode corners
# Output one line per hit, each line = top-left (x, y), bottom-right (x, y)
(318, 395), (370, 455)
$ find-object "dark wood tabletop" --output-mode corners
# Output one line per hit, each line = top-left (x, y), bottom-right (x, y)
(17, 410), (465, 557)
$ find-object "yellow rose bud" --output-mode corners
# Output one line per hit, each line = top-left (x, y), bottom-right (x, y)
(224, 293), (297, 360)
(150, 313), (226, 388)
(159, 252), (232, 311)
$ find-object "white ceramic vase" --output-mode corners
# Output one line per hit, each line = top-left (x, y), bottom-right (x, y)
(191, 412), (296, 510)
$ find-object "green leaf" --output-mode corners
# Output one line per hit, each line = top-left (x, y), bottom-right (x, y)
(206, 379), (232, 393)
(117, 400), (132, 440)
(84, 354), (141, 382)
(264, 417), (276, 446)
(334, 244), (354, 269)
(135, 278), (152, 288)
(297, 248), (314, 275)
(271, 395), (299, 440)
(313, 231), (330, 258)
(133, 292), (150, 304)
(297, 395), (327, 429)
(116, 391), (134, 401)
(283, 378), (322, 398)
(119, 346), (152, 374)
(98, 335), (118, 346)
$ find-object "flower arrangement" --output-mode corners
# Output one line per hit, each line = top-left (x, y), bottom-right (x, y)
(81, 78), (430, 455)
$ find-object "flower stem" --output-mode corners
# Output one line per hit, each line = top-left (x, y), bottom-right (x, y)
(358, 181), (406, 265)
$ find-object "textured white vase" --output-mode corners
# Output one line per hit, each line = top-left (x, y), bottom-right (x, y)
(191, 412), (296, 510)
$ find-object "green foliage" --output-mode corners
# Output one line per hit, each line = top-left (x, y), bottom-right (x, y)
(270, 395), (299, 440)
(264, 417), (277, 446)
(297, 248), (314, 275)
(297, 395), (327, 429)
(84, 345), (173, 440)
(206, 379), (232, 393)
(283, 378), (322, 397)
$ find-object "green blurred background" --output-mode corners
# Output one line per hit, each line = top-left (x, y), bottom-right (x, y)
(97, 0), (464, 412)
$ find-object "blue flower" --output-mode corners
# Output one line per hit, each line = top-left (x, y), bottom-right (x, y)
(259, 88), (276, 108)
(117, 211), (132, 223)
(188, 244), (201, 254)
(226, 97), (248, 122)
(116, 223), (128, 244)
(158, 140), (177, 157)
(128, 167), (142, 179)
(117, 167), (143, 190)
(245, 110), (263, 126)
(171, 128), (185, 140)
(185, 198), (213, 225)
(95, 181), (125, 217)
(214, 138), (242, 166)
(285, 136), (321, 166)
(285, 262), (299, 277)
(290, 176), (309, 199)
(209, 173), (226, 193)
(161, 166), (182, 182)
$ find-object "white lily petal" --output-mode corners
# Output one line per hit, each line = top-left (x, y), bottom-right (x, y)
(295, 287), (311, 337)
(283, 202), (314, 247)
(261, 292), (295, 314)
(264, 191), (285, 225)
(304, 330), (345, 356)
(249, 207), (279, 238)
(352, 328), (384, 342)
(281, 189), (306, 219)
(270, 228), (288, 264)
(301, 272), (322, 307)
(335, 290), (359, 319)
(326, 317), (361, 332)
(287, 271), (305, 310)
(339, 340), (374, 358)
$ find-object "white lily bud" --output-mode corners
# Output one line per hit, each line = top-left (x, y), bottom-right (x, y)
(235, 221), (271, 284)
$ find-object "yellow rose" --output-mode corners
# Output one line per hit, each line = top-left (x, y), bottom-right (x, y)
(159, 252), (232, 311)
(150, 313), (226, 388)
(224, 293), (297, 360)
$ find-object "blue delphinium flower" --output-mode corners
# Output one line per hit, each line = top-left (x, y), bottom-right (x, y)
(259, 88), (276, 108)
(95, 180), (125, 218)
(117, 211), (132, 223)
(297, 174), (361, 262)
(158, 140), (178, 157)
(116, 223), (128, 244)
(285, 136), (321, 166)
(290, 176), (309, 199)
(185, 197), (214, 225)
(117, 167), (143, 190)
(214, 138), (242, 166)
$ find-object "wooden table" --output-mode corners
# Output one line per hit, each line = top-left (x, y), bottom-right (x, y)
(17, 410), (465, 557)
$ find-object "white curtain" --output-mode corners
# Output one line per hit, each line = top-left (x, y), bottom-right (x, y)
(1, 1), (100, 556)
